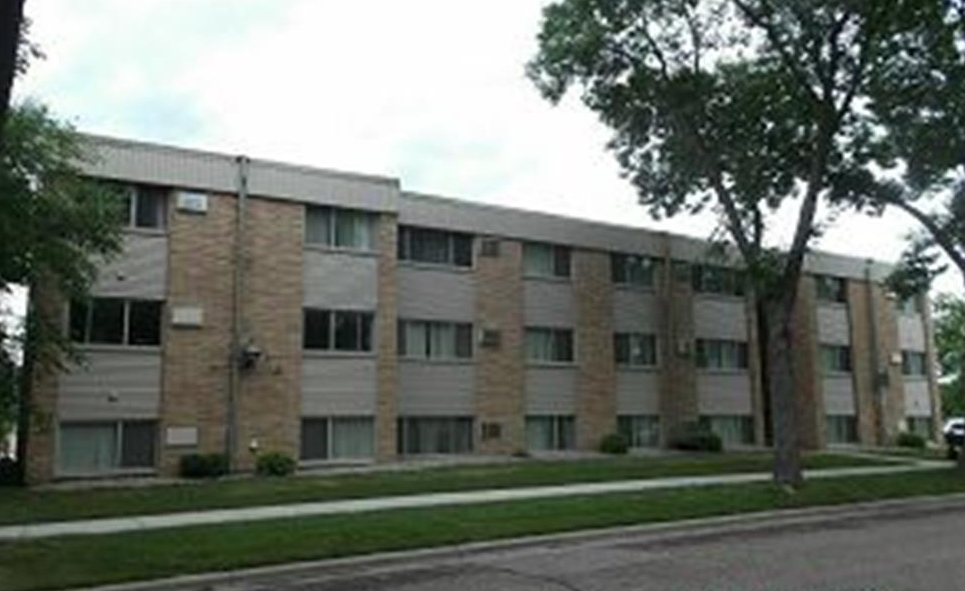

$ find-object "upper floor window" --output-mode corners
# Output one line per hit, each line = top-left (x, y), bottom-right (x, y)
(696, 338), (748, 370)
(820, 344), (853, 374)
(525, 327), (574, 363)
(69, 298), (163, 346)
(303, 308), (374, 352)
(397, 226), (473, 268)
(902, 351), (927, 376)
(524, 242), (571, 279)
(896, 296), (923, 315)
(305, 205), (377, 251)
(611, 253), (658, 288)
(398, 320), (473, 360)
(815, 275), (847, 304)
(614, 333), (657, 367)
(692, 265), (745, 297)
(118, 185), (167, 230)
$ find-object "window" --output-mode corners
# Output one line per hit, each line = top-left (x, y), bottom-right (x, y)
(523, 242), (571, 278)
(300, 417), (374, 461)
(815, 275), (847, 304)
(695, 339), (748, 370)
(896, 296), (923, 315)
(397, 417), (474, 455)
(906, 417), (933, 440)
(618, 415), (660, 448)
(902, 351), (927, 376)
(525, 328), (574, 363)
(58, 421), (157, 474)
(700, 415), (754, 446)
(825, 415), (857, 444)
(611, 253), (659, 288)
(117, 184), (167, 230)
(304, 205), (376, 250)
(398, 320), (473, 360)
(303, 309), (374, 352)
(398, 226), (473, 267)
(692, 265), (745, 297)
(69, 298), (163, 346)
(820, 344), (853, 373)
(525, 415), (575, 451)
(614, 333), (658, 367)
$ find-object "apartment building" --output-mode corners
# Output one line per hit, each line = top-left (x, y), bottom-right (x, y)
(24, 135), (941, 482)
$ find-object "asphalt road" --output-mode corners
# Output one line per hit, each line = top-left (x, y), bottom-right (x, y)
(238, 505), (965, 591)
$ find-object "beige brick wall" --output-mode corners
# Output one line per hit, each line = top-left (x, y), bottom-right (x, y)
(847, 279), (879, 445)
(574, 249), (616, 450)
(474, 238), (525, 453)
(870, 283), (905, 442)
(375, 214), (399, 459)
(921, 293), (943, 440)
(792, 276), (825, 450)
(658, 253), (698, 445)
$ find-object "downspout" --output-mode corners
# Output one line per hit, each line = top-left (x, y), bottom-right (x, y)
(227, 155), (250, 471)
(864, 260), (885, 445)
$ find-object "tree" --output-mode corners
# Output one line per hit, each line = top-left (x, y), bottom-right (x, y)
(934, 294), (965, 419)
(0, 0), (26, 145)
(528, 0), (956, 484)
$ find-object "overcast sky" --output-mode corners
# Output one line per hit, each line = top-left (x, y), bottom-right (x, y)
(5, 0), (962, 320)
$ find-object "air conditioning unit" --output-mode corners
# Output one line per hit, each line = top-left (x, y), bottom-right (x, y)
(480, 328), (502, 349)
(480, 238), (501, 257)
(176, 191), (209, 214)
(481, 422), (503, 441)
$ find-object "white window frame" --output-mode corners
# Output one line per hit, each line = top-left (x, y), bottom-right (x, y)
(56, 420), (158, 477)
(304, 205), (377, 251)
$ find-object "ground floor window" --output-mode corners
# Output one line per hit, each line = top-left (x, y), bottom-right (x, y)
(58, 420), (157, 475)
(906, 417), (933, 440)
(300, 417), (374, 461)
(699, 415), (754, 446)
(617, 415), (660, 448)
(525, 415), (576, 451)
(825, 415), (858, 444)
(397, 416), (474, 455)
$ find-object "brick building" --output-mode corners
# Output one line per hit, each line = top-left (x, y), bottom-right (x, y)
(25, 135), (941, 482)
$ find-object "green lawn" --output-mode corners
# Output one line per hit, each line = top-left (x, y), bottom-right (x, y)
(1, 467), (963, 591)
(0, 452), (891, 525)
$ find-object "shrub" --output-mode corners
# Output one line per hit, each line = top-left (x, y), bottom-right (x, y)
(0, 457), (19, 486)
(255, 451), (296, 477)
(179, 453), (229, 479)
(599, 432), (629, 455)
(672, 423), (723, 453)
(896, 432), (926, 449)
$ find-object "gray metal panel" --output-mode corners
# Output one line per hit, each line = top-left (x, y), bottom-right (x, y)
(397, 266), (475, 322)
(58, 350), (161, 420)
(898, 314), (926, 351)
(817, 305), (851, 345)
(397, 362), (475, 415)
(805, 251), (892, 281)
(301, 357), (377, 415)
(697, 373), (753, 414)
(525, 367), (577, 414)
(524, 280), (576, 327)
(904, 379), (932, 417)
(613, 290), (659, 332)
(93, 233), (168, 299)
(823, 377), (857, 414)
(616, 371), (661, 414)
(694, 297), (747, 339)
(247, 160), (397, 212)
(302, 250), (379, 310)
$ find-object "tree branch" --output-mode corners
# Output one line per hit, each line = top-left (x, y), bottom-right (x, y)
(888, 196), (965, 274)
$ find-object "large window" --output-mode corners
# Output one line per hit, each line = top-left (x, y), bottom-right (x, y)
(58, 420), (157, 474)
(397, 417), (474, 455)
(614, 333), (657, 367)
(398, 320), (473, 360)
(692, 265), (745, 297)
(526, 415), (576, 451)
(906, 417), (933, 439)
(300, 417), (374, 461)
(618, 415), (660, 448)
(523, 242), (571, 279)
(815, 275), (847, 304)
(69, 298), (163, 346)
(525, 327), (574, 363)
(896, 296), (923, 315)
(611, 253), (658, 288)
(700, 415), (754, 446)
(117, 184), (167, 230)
(825, 415), (857, 444)
(398, 226), (473, 268)
(695, 339), (748, 370)
(902, 351), (928, 376)
(303, 309), (374, 352)
(820, 344), (853, 373)
(305, 205), (377, 251)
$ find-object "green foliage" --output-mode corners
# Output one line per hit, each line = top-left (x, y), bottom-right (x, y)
(896, 432), (926, 450)
(671, 422), (723, 453)
(935, 294), (965, 417)
(178, 453), (229, 479)
(598, 432), (629, 455)
(255, 452), (296, 477)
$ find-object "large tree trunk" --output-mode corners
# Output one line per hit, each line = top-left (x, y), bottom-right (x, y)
(762, 294), (803, 486)
(958, 277), (965, 470)
(0, 0), (25, 140)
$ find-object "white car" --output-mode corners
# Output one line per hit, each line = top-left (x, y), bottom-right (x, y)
(943, 418), (965, 448)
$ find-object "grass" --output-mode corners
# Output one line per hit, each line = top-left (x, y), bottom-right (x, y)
(0, 452), (891, 526)
(1, 467), (963, 591)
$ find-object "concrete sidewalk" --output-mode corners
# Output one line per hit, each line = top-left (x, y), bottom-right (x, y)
(0, 458), (942, 542)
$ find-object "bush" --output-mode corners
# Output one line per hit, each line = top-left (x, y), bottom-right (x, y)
(671, 423), (723, 453)
(255, 451), (296, 477)
(599, 432), (629, 455)
(0, 457), (20, 486)
(179, 453), (229, 479)
(896, 432), (926, 449)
